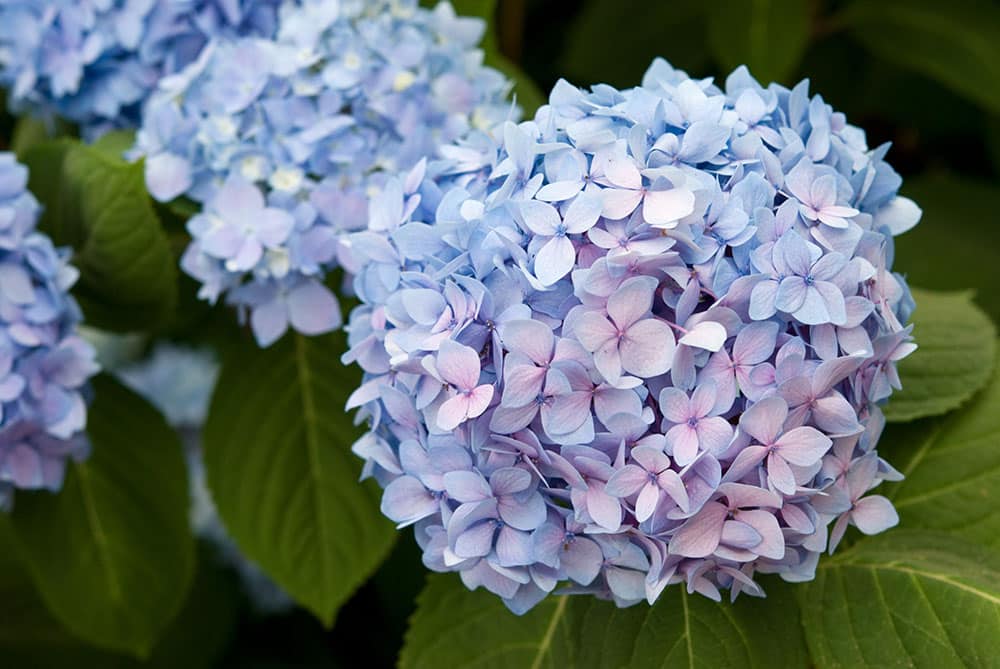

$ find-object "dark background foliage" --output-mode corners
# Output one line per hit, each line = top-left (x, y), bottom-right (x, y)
(1, 0), (998, 667)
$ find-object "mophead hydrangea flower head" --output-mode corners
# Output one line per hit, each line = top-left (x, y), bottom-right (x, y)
(343, 59), (920, 613)
(0, 153), (99, 510)
(0, 0), (282, 137)
(135, 0), (516, 346)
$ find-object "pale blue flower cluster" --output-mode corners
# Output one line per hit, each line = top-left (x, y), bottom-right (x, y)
(343, 61), (919, 613)
(135, 0), (514, 347)
(116, 342), (292, 614)
(0, 0), (281, 138)
(0, 153), (99, 510)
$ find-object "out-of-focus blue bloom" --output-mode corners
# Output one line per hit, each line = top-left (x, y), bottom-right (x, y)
(135, 0), (516, 347)
(115, 342), (292, 614)
(342, 60), (920, 613)
(0, 0), (281, 137)
(0, 153), (99, 510)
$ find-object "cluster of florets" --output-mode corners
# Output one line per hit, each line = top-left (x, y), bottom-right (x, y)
(0, 153), (99, 510)
(342, 60), (920, 613)
(135, 0), (515, 346)
(0, 0), (281, 137)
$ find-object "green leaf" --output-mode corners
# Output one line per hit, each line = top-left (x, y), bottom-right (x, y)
(202, 332), (396, 625)
(879, 347), (1000, 548)
(0, 533), (240, 669)
(21, 139), (177, 332)
(842, 0), (1000, 113)
(7, 375), (195, 657)
(448, 0), (546, 116)
(562, 1), (710, 89)
(707, 0), (811, 84)
(800, 531), (1000, 668)
(884, 289), (996, 422)
(11, 117), (53, 159)
(401, 573), (809, 668)
(895, 173), (1000, 324)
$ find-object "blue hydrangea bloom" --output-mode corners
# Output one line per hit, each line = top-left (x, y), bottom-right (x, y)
(134, 0), (516, 347)
(115, 342), (292, 613)
(0, 153), (99, 510)
(342, 60), (919, 613)
(0, 0), (281, 137)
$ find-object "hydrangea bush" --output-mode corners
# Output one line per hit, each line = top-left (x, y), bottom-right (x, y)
(342, 60), (921, 613)
(0, 0), (281, 137)
(135, 0), (516, 346)
(0, 153), (98, 510)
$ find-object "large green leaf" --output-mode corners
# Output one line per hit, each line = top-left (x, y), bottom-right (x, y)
(800, 531), (1000, 668)
(21, 139), (177, 331)
(895, 173), (1000, 324)
(707, 0), (810, 85)
(202, 332), (396, 625)
(0, 534), (240, 669)
(7, 375), (195, 657)
(884, 289), (996, 422)
(401, 573), (808, 668)
(879, 347), (1000, 548)
(842, 0), (1000, 113)
(562, 1), (709, 89)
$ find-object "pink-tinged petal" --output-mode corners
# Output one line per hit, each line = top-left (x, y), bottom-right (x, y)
(766, 451), (797, 495)
(381, 476), (438, 526)
(696, 417), (734, 454)
(721, 520), (761, 549)
(562, 191), (603, 233)
(778, 377), (813, 408)
(586, 484), (623, 530)
(620, 318), (675, 378)
(775, 276), (808, 313)
(466, 384), (495, 421)
(812, 394), (863, 436)
(735, 509), (785, 559)
(436, 393), (472, 431)
(436, 339), (483, 390)
(722, 444), (768, 483)
(502, 365), (547, 408)
(669, 501), (727, 558)
(489, 403), (538, 434)
(739, 396), (788, 445)
(593, 343), (624, 385)
(631, 445), (670, 473)
(499, 319), (553, 366)
(851, 495), (899, 535)
(658, 387), (692, 423)
(517, 200), (560, 236)
(443, 470), (492, 502)
(814, 355), (865, 394)
(543, 391), (591, 435)
(828, 513), (851, 553)
(605, 464), (648, 497)
(775, 426), (831, 466)
(561, 538), (603, 585)
(680, 320), (727, 352)
(534, 235), (576, 286)
(250, 297), (288, 347)
(734, 321), (780, 365)
(454, 521), (495, 558)
(572, 311), (617, 352)
(629, 482), (657, 522)
(643, 187), (696, 227)
(656, 469), (690, 513)
(666, 424), (699, 466)
(602, 150), (642, 189)
(499, 494), (547, 531)
(781, 503), (815, 534)
(690, 381), (718, 417)
(495, 525), (534, 566)
(817, 208), (853, 228)
(717, 482), (782, 509)
(748, 280), (779, 321)
(601, 187), (643, 220)
(286, 280), (342, 336)
(608, 275), (658, 329)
